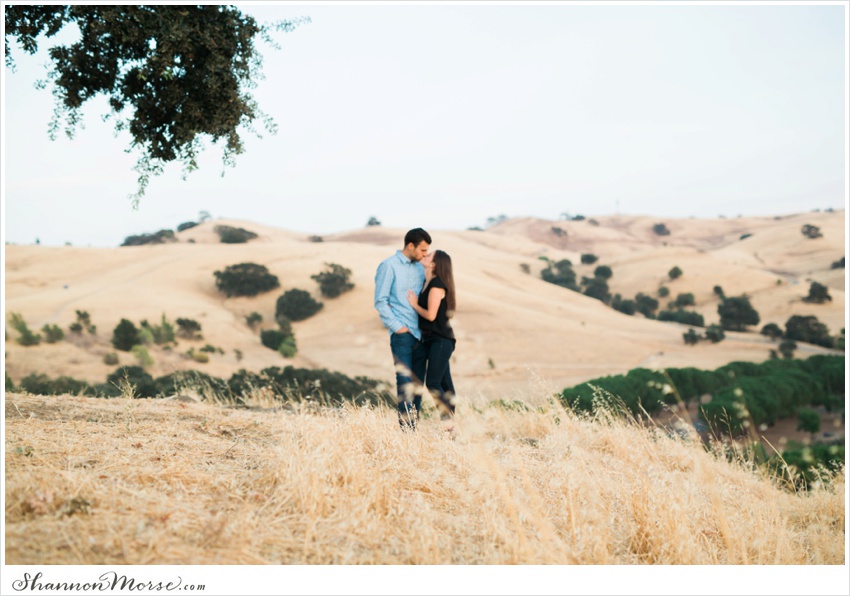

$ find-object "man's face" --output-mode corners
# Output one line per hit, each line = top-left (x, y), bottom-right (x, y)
(407, 241), (430, 262)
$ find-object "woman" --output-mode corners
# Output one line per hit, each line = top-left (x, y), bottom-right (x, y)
(407, 249), (457, 427)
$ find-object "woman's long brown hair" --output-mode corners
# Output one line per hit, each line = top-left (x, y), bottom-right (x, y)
(432, 250), (456, 316)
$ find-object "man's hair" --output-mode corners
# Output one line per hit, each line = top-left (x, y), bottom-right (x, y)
(404, 228), (432, 247)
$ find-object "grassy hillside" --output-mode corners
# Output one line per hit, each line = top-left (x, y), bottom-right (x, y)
(4, 390), (844, 566)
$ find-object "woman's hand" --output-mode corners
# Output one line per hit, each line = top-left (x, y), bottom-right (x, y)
(407, 289), (418, 307)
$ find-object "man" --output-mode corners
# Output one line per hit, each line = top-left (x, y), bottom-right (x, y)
(374, 228), (431, 429)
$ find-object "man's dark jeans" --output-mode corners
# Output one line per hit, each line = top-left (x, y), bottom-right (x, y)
(390, 331), (426, 429)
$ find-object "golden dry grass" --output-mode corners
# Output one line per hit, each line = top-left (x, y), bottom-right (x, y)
(4, 389), (845, 566)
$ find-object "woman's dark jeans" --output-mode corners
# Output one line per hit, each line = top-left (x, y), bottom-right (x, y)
(423, 335), (456, 419)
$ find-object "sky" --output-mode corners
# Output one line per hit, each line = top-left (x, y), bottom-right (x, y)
(2, 1), (848, 247)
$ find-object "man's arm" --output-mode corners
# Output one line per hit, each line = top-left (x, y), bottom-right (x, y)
(374, 261), (405, 333)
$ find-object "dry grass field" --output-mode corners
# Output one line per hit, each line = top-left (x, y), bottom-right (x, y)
(4, 388), (845, 566)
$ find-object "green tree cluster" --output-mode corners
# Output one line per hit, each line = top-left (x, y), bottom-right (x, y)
(214, 262), (280, 297)
(311, 263), (354, 298)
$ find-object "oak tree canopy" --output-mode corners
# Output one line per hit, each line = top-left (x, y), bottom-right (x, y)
(4, 5), (308, 202)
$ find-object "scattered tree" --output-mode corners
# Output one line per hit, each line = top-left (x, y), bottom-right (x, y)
(112, 318), (141, 351)
(634, 293), (659, 318)
(674, 293), (695, 308)
(778, 339), (797, 359)
(311, 263), (354, 298)
(703, 324), (725, 343)
(683, 329), (701, 345)
(653, 223), (671, 236)
(41, 324), (64, 343)
(541, 259), (578, 290)
(213, 262), (280, 297)
(176, 221), (199, 232)
(796, 407), (821, 437)
(214, 225), (258, 244)
(760, 323), (784, 340)
(276, 289), (323, 321)
(245, 312), (263, 330)
(593, 265), (613, 280)
(366, 216), (381, 227)
(9, 312), (41, 346)
(580, 253), (598, 265)
(121, 229), (175, 246)
(668, 266), (683, 281)
(803, 281), (832, 304)
(784, 315), (832, 348)
(175, 317), (202, 340)
(718, 295), (760, 331)
(801, 224), (823, 239)
(657, 286), (670, 298)
(830, 256), (845, 269)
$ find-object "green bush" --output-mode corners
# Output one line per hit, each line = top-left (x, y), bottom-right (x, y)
(718, 295), (760, 331)
(19, 374), (91, 396)
(668, 266), (682, 280)
(278, 336), (297, 358)
(140, 314), (176, 345)
(261, 329), (288, 351)
(106, 366), (157, 398)
(6, 371), (16, 392)
(634, 293), (659, 318)
(653, 223), (670, 236)
(761, 323), (783, 340)
(311, 263), (354, 298)
(683, 329), (701, 345)
(657, 286), (670, 298)
(593, 265), (613, 280)
(131, 345), (154, 368)
(580, 253), (598, 265)
(796, 408), (821, 435)
(581, 277), (611, 303)
(121, 229), (176, 246)
(175, 318), (203, 340)
(176, 221), (198, 232)
(214, 262), (280, 297)
(112, 318), (141, 351)
(276, 289), (323, 321)
(611, 295), (636, 315)
(784, 315), (832, 348)
(245, 312), (263, 330)
(657, 309), (705, 327)
(541, 259), (578, 290)
(41, 324), (65, 343)
(703, 324), (725, 343)
(674, 293), (695, 308)
(103, 352), (120, 366)
(767, 443), (844, 489)
(9, 312), (41, 346)
(70, 310), (96, 334)
(803, 282), (832, 304)
(214, 225), (258, 244)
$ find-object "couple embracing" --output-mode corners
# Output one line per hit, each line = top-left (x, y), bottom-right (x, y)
(374, 228), (457, 431)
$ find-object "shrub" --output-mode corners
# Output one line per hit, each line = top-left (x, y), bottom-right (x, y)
(796, 408), (821, 435)
(634, 293), (659, 318)
(176, 221), (198, 232)
(779, 340), (797, 359)
(830, 256), (845, 269)
(713, 286), (725, 299)
(5, 371), (14, 393)
(309, 235), (324, 243)
(214, 225), (258, 244)
(19, 373), (90, 396)
(41, 324), (64, 343)
(106, 366), (157, 398)
(187, 349), (209, 364)
(784, 315), (832, 348)
(801, 224), (822, 239)
(140, 314), (176, 345)
(278, 337), (297, 358)
(668, 266), (683, 280)
(245, 312), (263, 330)
(803, 281), (832, 304)
(112, 319), (140, 351)
(367, 216), (381, 227)
(581, 277), (611, 304)
(131, 345), (154, 368)
(261, 329), (288, 351)
(175, 318), (203, 340)
(653, 223), (671, 236)
(683, 329), (701, 345)
(593, 265), (613, 280)
(9, 312), (41, 346)
(551, 226), (567, 238)
(657, 286), (670, 298)
(311, 263), (354, 298)
(276, 289), (323, 321)
(71, 310), (96, 334)
(103, 352), (120, 366)
(214, 262), (280, 297)
(611, 295), (636, 315)
(580, 253), (598, 265)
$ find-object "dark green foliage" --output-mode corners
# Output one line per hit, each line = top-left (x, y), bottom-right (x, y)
(668, 266), (682, 280)
(580, 253), (598, 265)
(634, 293), (659, 318)
(276, 289), (323, 321)
(560, 368), (668, 417)
(214, 225), (258, 244)
(801, 224), (823, 239)
(278, 337), (297, 358)
(5, 371), (15, 393)
(213, 262), (280, 297)
(703, 324), (725, 343)
(227, 366), (393, 407)
(581, 277), (611, 303)
(803, 281), (832, 304)
(767, 443), (844, 489)
(309, 235), (324, 242)
(717, 295), (760, 331)
(831, 256), (845, 269)
(593, 265), (613, 280)
(739, 233), (753, 241)
(713, 285), (725, 299)
(71, 310), (95, 334)
(140, 314), (175, 345)
(674, 293), (695, 308)
(779, 340), (797, 359)
(540, 259), (578, 290)
(9, 312), (41, 346)
(657, 286), (670, 298)
(653, 223), (670, 236)
(611, 295), (636, 315)
(657, 309), (704, 327)
(176, 221), (198, 232)
(311, 263), (354, 298)
(367, 216), (381, 227)
(761, 323), (783, 340)
(121, 229), (175, 246)
(683, 328), (701, 345)
(784, 315), (833, 348)
(19, 373), (91, 396)
(245, 312), (263, 330)
(175, 318), (202, 339)
(111, 318), (140, 351)
(261, 329), (288, 351)
(105, 366), (157, 398)
(153, 370), (230, 398)
(796, 408), (821, 435)
(41, 324), (64, 343)
(103, 352), (120, 366)
(4, 5), (307, 200)
(551, 226), (567, 238)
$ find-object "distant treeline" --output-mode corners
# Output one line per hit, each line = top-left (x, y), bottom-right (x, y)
(8, 365), (394, 408)
(560, 355), (844, 435)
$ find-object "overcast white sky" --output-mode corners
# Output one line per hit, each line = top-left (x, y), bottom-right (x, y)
(2, 1), (847, 247)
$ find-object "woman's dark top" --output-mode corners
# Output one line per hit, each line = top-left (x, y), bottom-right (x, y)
(417, 277), (455, 343)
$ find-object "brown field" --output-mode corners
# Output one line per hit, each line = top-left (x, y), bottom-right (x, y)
(3, 210), (847, 572)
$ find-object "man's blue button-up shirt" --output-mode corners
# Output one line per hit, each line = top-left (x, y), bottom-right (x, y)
(374, 250), (426, 339)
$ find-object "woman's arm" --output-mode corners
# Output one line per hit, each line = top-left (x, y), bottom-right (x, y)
(407, 287), (445, 322)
